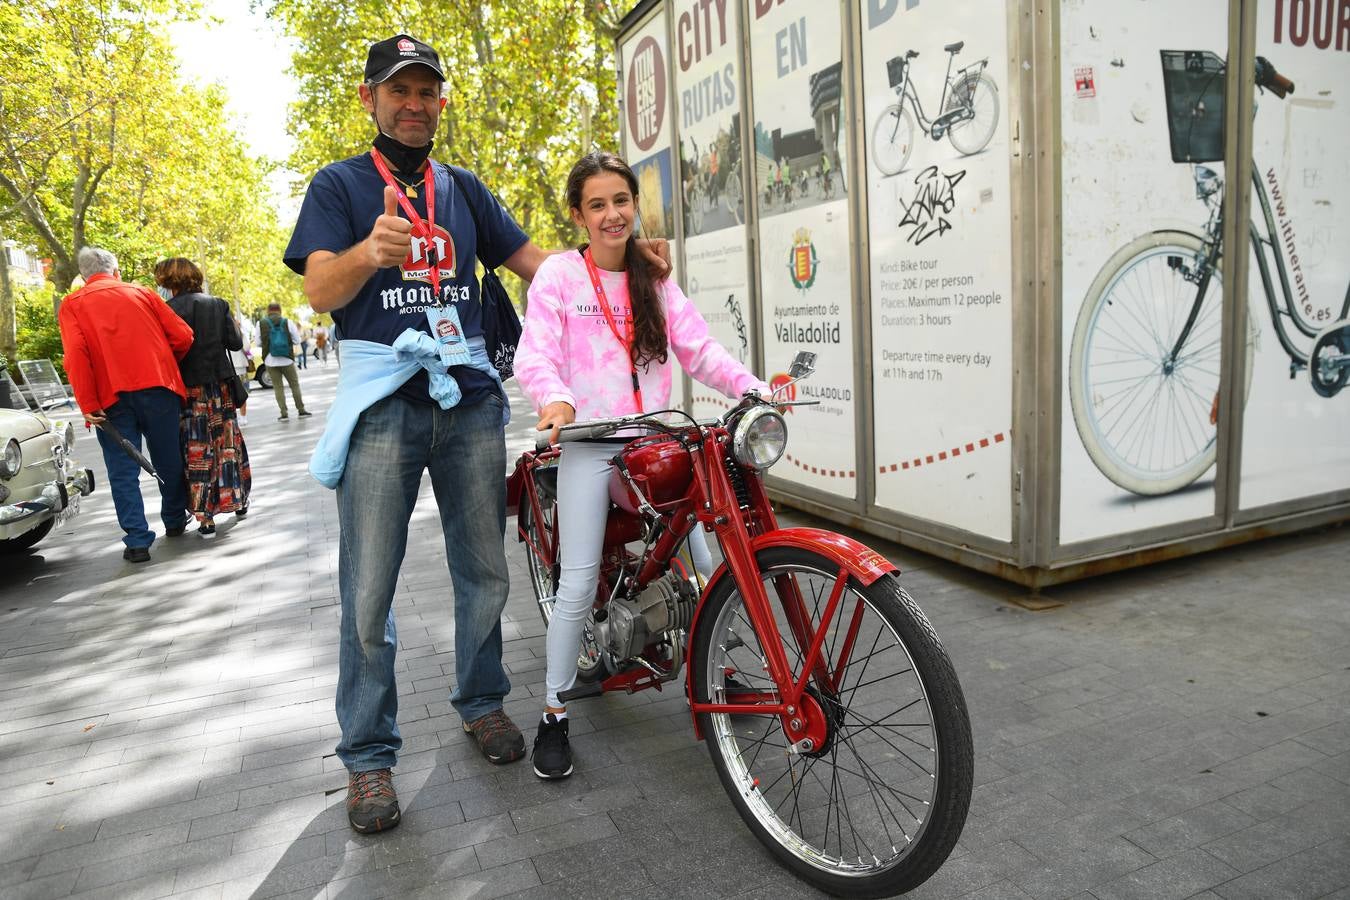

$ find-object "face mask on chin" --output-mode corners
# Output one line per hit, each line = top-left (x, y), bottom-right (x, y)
(373, 132), (433, 181)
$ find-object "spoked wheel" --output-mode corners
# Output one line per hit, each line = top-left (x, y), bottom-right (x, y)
(686, 188), (703, 235)
(725, 171), (742, 223)
(945, 73), (999, 157)
(692, 547), (972, 898)
(1069, 230), (1257, 495)
(517, 487), (559, 623)
(870, 104), (915, 176)
(1309, 324), (1350, 398)
(518, 481), (606, 681)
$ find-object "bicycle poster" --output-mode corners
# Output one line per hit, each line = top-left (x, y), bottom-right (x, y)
(1239, 0), (1350, 511)
(671, 0), (756, 422)
(860, 0), (1014, 541)
(748, 0), (857, 499)
(1058, 0), (1233, 543)
(620, 14), (680, 281)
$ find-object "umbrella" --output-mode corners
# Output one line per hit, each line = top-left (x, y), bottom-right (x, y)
(95, 420), (164, 484)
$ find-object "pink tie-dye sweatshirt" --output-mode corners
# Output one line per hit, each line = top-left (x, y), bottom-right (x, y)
(515, 250), (766, 419)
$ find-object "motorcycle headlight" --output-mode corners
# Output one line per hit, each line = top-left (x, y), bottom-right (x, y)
(1, 439), (21, 479)
(732, 406), (787, 470)
(62, 421), (76, 450)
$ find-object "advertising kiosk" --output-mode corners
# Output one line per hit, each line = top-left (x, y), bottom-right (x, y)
(616, 0), (1350, 586)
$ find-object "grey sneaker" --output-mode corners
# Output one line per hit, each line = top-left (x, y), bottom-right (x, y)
(463, 709), (525, 764)
(346, 768), (400, 834)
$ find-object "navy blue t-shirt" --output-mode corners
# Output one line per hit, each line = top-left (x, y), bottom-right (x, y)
(284, 153), (529, 405)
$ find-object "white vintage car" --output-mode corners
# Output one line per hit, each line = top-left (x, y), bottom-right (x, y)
(0, 406), (95, 553)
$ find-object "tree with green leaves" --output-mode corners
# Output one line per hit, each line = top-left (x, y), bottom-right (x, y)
(0, 1), (303, 372)
(267, 0), (631, 300)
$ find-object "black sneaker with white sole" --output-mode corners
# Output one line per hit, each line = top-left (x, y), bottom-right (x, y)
(532, 714), (573, 780)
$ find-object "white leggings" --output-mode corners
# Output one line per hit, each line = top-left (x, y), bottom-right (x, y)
(545, 441), (712, 708)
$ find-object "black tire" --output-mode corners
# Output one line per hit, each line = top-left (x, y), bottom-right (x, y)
(518, 496), (559, 624)
(691, 547), (972, 898)
(518, 489), (606, 683)
(0, 517), (55, 554)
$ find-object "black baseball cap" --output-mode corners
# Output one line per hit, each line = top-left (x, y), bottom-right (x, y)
(364, 34), (445, 84)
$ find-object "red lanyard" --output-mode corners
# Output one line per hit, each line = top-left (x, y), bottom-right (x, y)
(582, 248), (643, 413)
(370, 149), (439, 300)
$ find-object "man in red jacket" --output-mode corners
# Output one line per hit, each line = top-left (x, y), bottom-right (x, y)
(59, 247), (194, 563)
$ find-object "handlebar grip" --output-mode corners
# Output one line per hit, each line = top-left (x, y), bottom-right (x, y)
(1271, 72), (1294, 98)
(534, 431), (553, 452)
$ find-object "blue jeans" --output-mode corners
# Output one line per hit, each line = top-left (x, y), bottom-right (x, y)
(334, 392), (511, 772)
(95, 387), (189, 549)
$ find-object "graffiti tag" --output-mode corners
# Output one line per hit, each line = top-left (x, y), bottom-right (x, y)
(725, 293), (749, 362)
(898, 166), (966, 245)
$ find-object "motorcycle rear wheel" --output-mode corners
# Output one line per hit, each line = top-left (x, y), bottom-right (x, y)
(692, 547), (972, 897)
(518, 491), (606, 682)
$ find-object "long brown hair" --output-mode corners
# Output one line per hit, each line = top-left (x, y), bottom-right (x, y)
(565, 151), (667, 368)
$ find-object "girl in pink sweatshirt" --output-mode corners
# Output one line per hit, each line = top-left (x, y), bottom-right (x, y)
(514, 151), (766, 780)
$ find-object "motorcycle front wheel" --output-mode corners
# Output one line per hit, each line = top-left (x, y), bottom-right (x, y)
(691, 547), (972, 898)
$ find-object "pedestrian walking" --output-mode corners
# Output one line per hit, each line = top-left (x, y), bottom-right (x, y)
(313, 323), (329, 365)
(298, 325), (310, 369)
(258, 302), (310, 420)
(155, 257), (252, 539)
(282, 32), (669, 835)
(57, 247), (192, 563)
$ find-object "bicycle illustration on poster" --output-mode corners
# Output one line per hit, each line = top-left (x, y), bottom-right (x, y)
(870, 41), (1000, 177)
(1068, 50), (1350, 498)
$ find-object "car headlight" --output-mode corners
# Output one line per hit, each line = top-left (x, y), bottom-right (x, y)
(732, 406), (787, 470)
(1, 439), (21, 479)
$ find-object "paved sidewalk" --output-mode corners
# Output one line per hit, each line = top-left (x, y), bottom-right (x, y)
(2, 363), (1348, 900)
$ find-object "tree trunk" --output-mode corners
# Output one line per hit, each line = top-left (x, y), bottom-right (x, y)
(0, 224), (15, 365)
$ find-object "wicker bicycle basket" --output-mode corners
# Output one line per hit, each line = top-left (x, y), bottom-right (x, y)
(1160, 50), (1227, 163)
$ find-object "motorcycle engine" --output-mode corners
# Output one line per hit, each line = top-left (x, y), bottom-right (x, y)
(598, 572), (698, 663)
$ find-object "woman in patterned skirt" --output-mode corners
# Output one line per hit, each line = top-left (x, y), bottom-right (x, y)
(155, 258), (252, 538)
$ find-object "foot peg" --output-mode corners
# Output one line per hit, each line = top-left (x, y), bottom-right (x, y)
(558, 682), (604, 703)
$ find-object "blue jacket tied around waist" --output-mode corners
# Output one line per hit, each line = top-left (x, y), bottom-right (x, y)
(309, 329), (510, 488)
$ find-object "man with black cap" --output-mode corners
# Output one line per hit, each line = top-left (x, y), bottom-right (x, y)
(285, 33), (666, 836)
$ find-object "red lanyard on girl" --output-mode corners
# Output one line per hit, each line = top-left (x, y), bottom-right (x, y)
(370, 149), (440, 301)
(582, 247), (644, 413)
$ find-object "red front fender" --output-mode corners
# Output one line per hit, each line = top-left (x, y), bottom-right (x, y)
(701, 527), (899, 596)
(684, 527), (899, 739)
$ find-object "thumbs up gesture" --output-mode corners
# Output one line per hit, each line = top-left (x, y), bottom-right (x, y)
(366, 185), (414, 269)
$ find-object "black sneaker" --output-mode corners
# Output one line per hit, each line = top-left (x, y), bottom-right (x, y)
(346, 768), (400, 834)
(462, 709), (525, 764)
(298, 410), (313, 417)
(234, 506), (248, 518)
(532, 714), (573, 780)
(198, 522), (216, 540)
(122, 546), (150, 563)
(278, 413), (289, 420)
(165, 524), (187, 537)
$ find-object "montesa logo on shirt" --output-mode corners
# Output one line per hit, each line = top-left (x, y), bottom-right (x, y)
(401, 223), (457, 284)
(575, 301), (631, 327)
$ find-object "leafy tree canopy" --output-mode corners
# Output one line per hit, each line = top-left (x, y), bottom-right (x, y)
(267, 0), (630, 292)
(0, 0), (301, 332)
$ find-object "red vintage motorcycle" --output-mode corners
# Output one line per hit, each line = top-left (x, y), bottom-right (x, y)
(505, 353), (972, 897)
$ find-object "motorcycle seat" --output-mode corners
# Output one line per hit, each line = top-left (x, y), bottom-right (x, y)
(945, 41), (965, 54)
